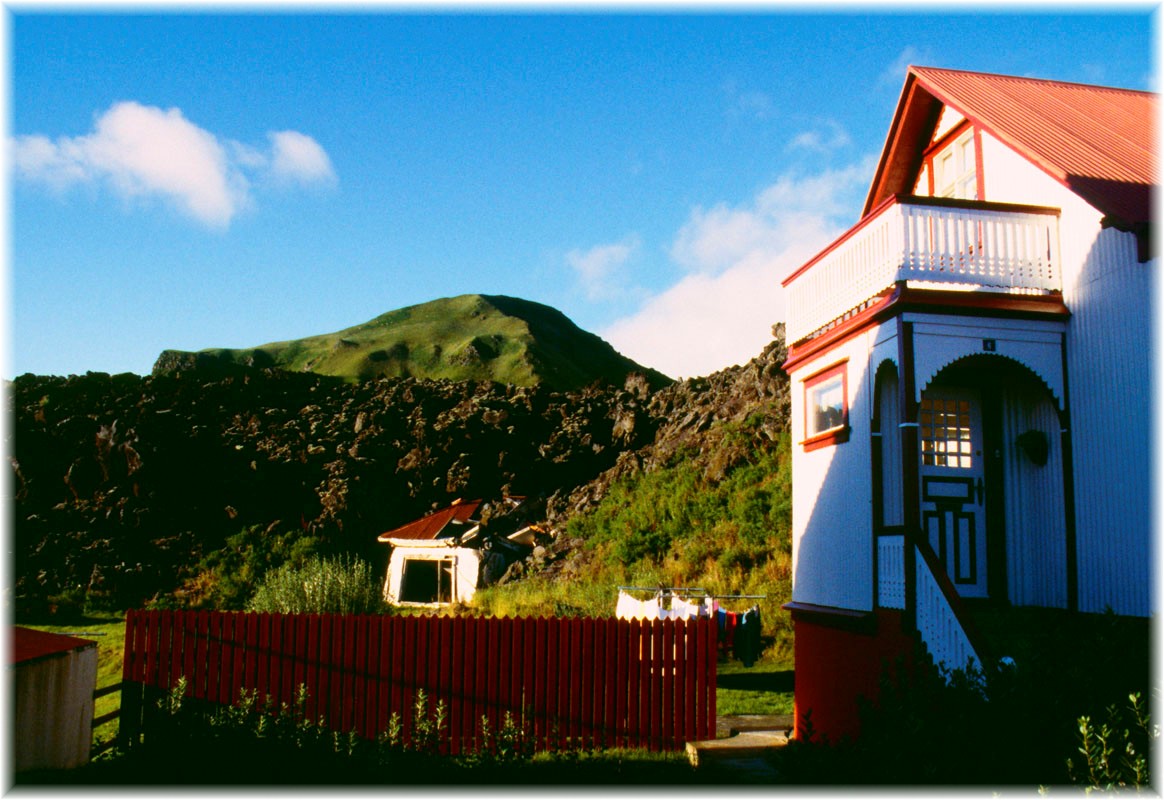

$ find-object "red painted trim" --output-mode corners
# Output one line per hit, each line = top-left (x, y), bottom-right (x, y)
(783, 286), (1069, 373)
(802, 426), (851, 452)
(913, 536), (993, 664)
(920, 118), (975, 198)
(789, 609), (916, 742)
(782, 193), (902, 287)
(783, 289), (899, 371)
(784, 601), (875, 631)
(801, 360), (850, 450)
(923, 118), (973, 160)
(973, 126), (985, 200)
(802, 356), (850, 383)
(899, 320), (919, 633)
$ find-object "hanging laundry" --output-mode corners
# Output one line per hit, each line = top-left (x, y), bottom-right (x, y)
(716, 605), (740, 653)
(616, 590), (644, 620)
(732, 605), (763, 667)
(641, 596), (665, 621)
(670, 596), (707, 620)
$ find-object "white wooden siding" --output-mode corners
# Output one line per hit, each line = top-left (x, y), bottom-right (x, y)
(790, 334), (875, 611)
(1066, 229), (1153, 617)
(910, 316), (1066, 407)
(1001, 384), (1068, 608)
(983, 131), (1152, 617)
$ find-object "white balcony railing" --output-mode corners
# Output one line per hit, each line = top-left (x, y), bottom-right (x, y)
(783, 196), (1061, 344)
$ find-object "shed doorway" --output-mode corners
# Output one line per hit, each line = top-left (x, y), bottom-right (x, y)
(399, 557), (456, 604)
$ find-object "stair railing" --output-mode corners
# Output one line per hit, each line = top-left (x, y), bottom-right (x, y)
(911, 536), (991, 681)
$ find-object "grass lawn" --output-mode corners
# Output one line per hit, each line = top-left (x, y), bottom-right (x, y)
(17, 611), (792, 785)
(715, 657), (794, 717)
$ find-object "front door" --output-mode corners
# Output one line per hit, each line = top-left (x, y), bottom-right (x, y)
(918, 388), (988, 598)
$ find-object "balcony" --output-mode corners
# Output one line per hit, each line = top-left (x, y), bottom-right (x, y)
(782, 195), (1062, 345)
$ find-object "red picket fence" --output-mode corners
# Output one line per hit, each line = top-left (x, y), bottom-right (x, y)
(119, 610), (717, 753)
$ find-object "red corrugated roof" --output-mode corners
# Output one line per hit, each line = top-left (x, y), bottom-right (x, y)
(376, 499), (482, 542)
(865, 66), (1155, 229)
(12, 626), (96, 665)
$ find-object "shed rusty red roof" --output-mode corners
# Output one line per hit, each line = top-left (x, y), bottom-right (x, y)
(376, 499), (482, 542)
(12, 626), (96, 665)
(865, 66), (1155, 230)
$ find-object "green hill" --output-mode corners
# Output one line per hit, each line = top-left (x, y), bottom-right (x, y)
(153, 294), (670, 391)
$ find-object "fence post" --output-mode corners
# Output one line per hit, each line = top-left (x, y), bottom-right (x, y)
(118, 610), (144, 751)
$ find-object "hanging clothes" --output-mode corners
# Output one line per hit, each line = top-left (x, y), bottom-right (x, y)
(670, 595), (707, 620)
(641, 595), (664, 621)
(716, 605), (740, 652)
(616, 590), (644, 620)
(732, 605), (763, 667)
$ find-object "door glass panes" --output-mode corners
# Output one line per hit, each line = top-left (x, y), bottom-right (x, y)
(920, 397), (973, 467)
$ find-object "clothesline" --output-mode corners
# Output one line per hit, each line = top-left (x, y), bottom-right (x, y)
(615, 585), (767, 600)
(613, 588), (764, 667)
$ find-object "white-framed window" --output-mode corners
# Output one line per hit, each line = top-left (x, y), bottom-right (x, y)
(934, 129), (978, 200)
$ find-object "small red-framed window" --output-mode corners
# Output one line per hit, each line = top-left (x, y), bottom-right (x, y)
(802, 360), (850, 451)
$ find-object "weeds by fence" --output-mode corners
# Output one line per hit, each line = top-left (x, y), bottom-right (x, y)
(119, 610), (717, 754)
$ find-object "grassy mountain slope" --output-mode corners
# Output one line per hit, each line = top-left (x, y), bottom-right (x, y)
(153, 294), (670, 391)
(472, 333), (794, 661)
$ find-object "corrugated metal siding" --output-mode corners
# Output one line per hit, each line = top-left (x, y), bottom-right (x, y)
(1066, 228), (1153, 617)
(1001, 385), (1068, 608)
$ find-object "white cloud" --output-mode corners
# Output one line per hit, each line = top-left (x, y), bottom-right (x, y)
(12, 101), (335, 228)
(723, 79), (776, 121)
(788, 119), (852, 154)
(602, 160), (875, 379)
(878, 45), (933, 91)
(566, 235), (640, 300)
(269, 130), (337, 185)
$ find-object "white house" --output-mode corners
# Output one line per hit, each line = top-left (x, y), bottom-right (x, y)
(780, 66), (1154, 741)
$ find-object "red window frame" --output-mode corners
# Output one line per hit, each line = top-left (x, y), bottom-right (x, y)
(922, 120), (984, 201)
(802, 359), (850, 452)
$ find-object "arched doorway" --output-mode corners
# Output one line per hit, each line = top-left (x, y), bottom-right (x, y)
(913, 355), (1068, 607)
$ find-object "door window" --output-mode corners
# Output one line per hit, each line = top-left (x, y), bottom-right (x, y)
(920, 396), (974, 468)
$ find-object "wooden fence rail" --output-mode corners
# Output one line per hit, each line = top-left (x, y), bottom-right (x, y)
(119, 610), (717, 754)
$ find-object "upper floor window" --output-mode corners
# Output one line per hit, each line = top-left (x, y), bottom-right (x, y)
(933, 129), (978, 200)
(803, 361), (850, 451)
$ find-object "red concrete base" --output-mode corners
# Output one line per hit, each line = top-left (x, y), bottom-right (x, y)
(790, 607), (915, 744)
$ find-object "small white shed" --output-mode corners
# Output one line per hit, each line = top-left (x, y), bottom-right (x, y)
(12, 626), (98, 771)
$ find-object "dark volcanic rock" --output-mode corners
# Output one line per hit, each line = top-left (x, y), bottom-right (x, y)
(8, 366), (668, 611)
(9, 326), (790, 612)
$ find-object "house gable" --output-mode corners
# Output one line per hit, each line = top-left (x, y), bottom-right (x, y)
(866, 66), (1154, 248)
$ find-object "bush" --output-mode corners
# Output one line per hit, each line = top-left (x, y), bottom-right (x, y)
(247, 553), (386, 615)
(1068, 692), (1156, 790)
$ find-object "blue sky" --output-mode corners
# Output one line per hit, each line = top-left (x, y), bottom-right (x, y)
(9, 8), (1157, 379)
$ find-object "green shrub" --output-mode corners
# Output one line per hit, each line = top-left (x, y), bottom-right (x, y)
(247, 553), (386, 615)
(1068, 692), (1156, 790)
